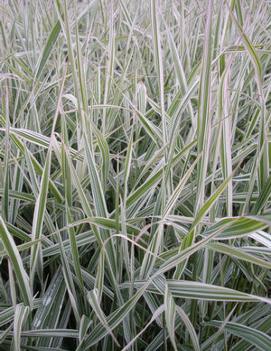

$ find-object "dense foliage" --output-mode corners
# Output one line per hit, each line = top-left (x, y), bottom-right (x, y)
(1, 0), (271, 349)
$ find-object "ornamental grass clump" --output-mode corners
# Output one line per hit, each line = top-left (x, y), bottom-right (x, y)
(0, 0), (271, 350)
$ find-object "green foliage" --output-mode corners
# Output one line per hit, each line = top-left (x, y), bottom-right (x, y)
(0, 0), (271, 350)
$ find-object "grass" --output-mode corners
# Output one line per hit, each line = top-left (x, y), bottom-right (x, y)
(0, 0), (271, 349)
